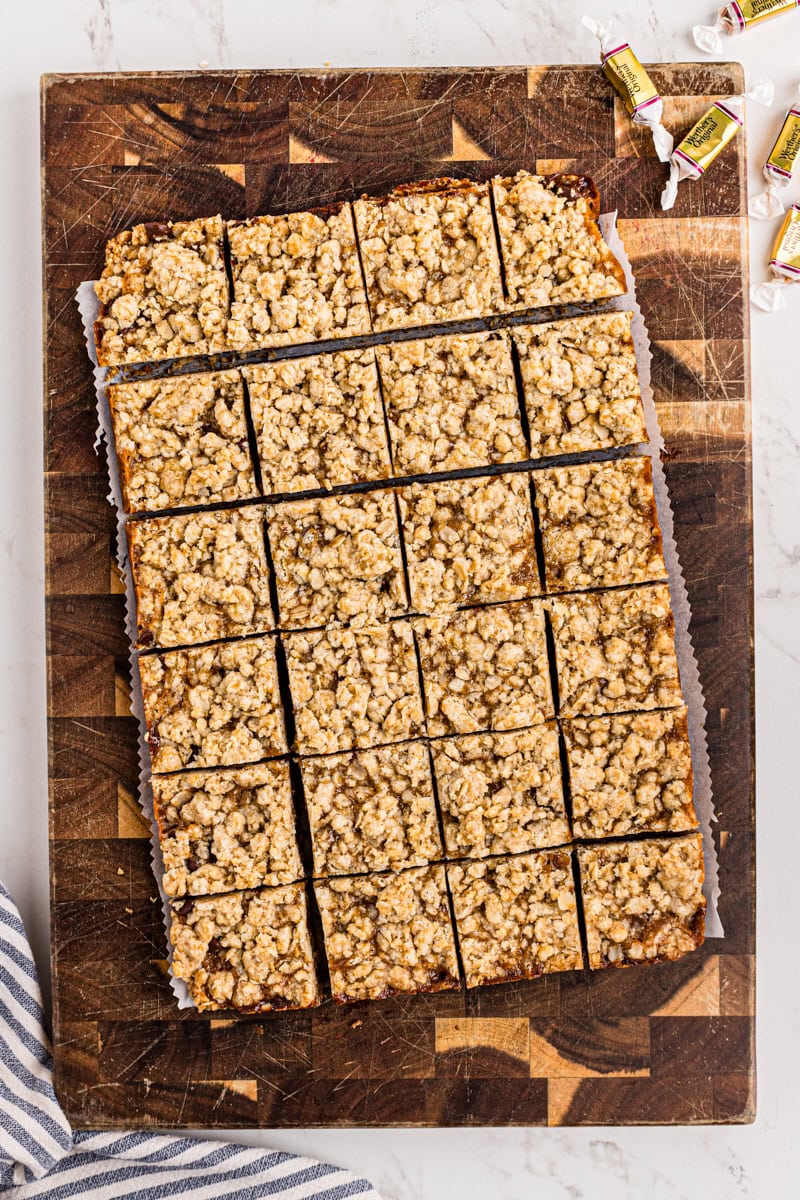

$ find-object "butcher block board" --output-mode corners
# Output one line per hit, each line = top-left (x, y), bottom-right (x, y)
(42, 64), (754, 1128)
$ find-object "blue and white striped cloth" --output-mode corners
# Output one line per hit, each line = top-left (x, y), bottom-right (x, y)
(0, 883), (381, 1200)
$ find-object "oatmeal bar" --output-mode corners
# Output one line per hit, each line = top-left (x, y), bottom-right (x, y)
(492, 172), (626, 310)
(549, 584), (682, 717)
(128, 507), (273, 649)
(226, 203), (370, 351)
(398, 473), (540, 613)
(431, 725), (569, 859)
(447, 850), (582, 988)
(315, 865), (460, 1002)
(94, 216), (229, 366)
(564, 707), (697, 839)
(140, 636), (287, 773)
(107, 370), (257, 514)
(284, 622), (424, 755)
(152, 762), (302, 898)
(534, 457), (666, 593)
(512, 313), (647, 458)
(301, 741), (441, 876)
(267, 491), (407, 629)
(415, 601), (553, 737)
(170, 884), (319, 1012)
(374, 330), (527, 476)
(244, 348), (391, 495)
(353, 178), (504, 331)
(577, 833), (706, 969)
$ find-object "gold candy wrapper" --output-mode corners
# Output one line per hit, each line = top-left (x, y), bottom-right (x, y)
(661, 80), (774, 211)
(751, 205), (800, 311)
(694, 0), (800, 53)
(581, 16), (673, 162)
(749, 89), (800, 220)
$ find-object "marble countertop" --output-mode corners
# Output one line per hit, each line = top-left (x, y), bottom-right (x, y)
(2, 0), (797, 1195)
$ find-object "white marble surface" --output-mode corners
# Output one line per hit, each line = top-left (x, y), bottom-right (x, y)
(1, 0), (798, 1195)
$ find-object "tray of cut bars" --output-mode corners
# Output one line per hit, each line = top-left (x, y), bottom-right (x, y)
(82, 170), (710, 1014)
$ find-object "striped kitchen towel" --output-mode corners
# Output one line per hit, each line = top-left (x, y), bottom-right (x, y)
(0, 882), (381, 1200)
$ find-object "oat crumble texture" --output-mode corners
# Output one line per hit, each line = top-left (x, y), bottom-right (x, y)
(513, 313), (647, 458)
(128, 506), (273, 649)
(302, 741), (441, 876)
(140, 636), (287, 773)
(284, 622), (424, 755)
(534, 457), (666, 593)
(226, 203), (370, 350)
(315, 865), (460, 1002)
(492, 172), (626, 309)
(245, 348), (391, 494)
(399, 473), (540, 612)
(152, 762), (302, 898)
(415, 601), (553, 737)
(578, 833), (706, 968)
(564, 707), (696, 839)
(95, 216), (229, 366)
(107, 370), (257, 513)
(353, 179), (505, 330)
(448, 850), (582, 987)
(549, 583), (682, 717)
(268, 491), (407, 629)
(170, 884), (320, 1011)
(375, 330), (527, 475)
(432, 724), (569, 858)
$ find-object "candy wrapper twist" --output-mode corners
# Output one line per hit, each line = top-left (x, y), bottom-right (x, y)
(749, 86), (800, 220)
(694, 1), (800, 55)
(751, 204), (800, 311)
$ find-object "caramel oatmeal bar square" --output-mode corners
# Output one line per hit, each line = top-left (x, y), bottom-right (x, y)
(374, 330), (527, 476)
(170, 884), (320, 1012)
(353, 178), (504, 331)
(153, 762), (302, 898)
(226, 203), (370, 351)
(301, 741), (441, 876)
(431, 725), (569, 859)
(315, 865), (460, 1002)
(415, 601), (553, 737)
(140, 636), (287, 773)
(268, 491), (407, 629)
(107, 369), (257, 514)
(564, 707), (697, 839)
(284, 622), (424, 755)
(244, 348), (390, 495)
(128, 506), (273, 650)
(448, 850), (582, 988)
(577, 833), (706, 969)
(398, 473), (539, 613)
(94, 216), (229, 366)
(534, 457), (666, 593)
(549, 584), (682, 717)
(492, 172), (626, 310)
(512, 313), (647, 458)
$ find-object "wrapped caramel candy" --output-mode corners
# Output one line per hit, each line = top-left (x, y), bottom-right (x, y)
(751, 204), (800, 310)
(749, 88), (800, 219)
(694, 1), (800, 54)
(661, 79), (773, 211)
(581, 17), (673, 161)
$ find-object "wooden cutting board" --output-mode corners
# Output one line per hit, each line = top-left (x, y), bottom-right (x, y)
(42, 63), (754, 1128)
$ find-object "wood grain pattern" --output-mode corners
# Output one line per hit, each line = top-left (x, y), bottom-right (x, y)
(41, 64), (754, 1128)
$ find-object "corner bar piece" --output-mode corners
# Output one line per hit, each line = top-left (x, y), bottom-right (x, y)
(577, 833), (706, 969)
(107, 370), (257, 514)
(492, 172), (626, 310)
(170, 884), (320, 1012)
(94, 215), (229, 366)
(353, 178), (504, 331)
(447, 850), (582, 988)
(152, 762), (302, 898)
(315, 865), (460, 1003)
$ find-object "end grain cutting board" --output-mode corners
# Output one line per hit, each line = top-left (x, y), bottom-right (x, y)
(42, 63), (754, 1128)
